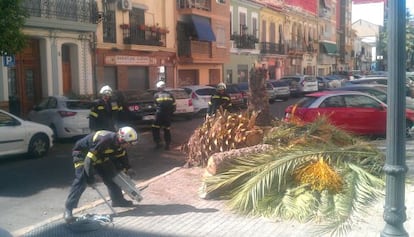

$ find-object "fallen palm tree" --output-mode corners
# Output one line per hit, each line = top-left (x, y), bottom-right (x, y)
(186, 115), (385, 236)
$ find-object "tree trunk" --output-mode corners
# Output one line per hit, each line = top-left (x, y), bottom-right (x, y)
(248, 67), (272, 126)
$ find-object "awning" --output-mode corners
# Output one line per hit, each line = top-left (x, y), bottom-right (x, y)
(320, 42), (337, 55)
(190, 15), (216, 42)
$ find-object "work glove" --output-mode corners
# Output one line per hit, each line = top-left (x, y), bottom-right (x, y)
(83, 168), (96, 186)
(124, 168), (137, 178)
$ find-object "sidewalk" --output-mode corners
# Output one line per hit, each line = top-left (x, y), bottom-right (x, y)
(12, 139), (414, 237)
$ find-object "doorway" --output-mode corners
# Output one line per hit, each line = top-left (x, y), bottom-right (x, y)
(8, 39), (42, 118)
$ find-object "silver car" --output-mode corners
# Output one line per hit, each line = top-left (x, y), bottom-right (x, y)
(28, 96), (93, 139)
(280, 75), (319, 96)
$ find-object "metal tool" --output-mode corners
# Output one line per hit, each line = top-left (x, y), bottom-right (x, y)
(112, 171), (144, 202)
(91, 184), (117, 215)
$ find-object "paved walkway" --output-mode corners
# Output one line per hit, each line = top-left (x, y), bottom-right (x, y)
(9, 140), (414, 237)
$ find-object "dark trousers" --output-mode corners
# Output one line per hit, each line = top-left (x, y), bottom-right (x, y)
(152, 113), (172, 145)
(65, 163), (125, 211)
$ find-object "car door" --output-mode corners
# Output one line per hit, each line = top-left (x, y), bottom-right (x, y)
(29, 97), (54, 126)
(0, 111), (26, 156)
(342, 94), (387, 135)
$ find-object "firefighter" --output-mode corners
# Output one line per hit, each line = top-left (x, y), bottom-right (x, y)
(207, 82), (232, 116)
(89, 85), (121, 132)
(64, 126), (139, 223)
(152, 81), (176, 150)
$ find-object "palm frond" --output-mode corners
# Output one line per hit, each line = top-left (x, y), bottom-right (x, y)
(313, 163), (385, 236)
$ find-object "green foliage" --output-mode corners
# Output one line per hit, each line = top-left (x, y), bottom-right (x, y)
(0, 0), (28, 55)
(202, 118), (385, 236)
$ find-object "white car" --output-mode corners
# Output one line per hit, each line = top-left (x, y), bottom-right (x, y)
(0, 109), (53, 158)
(182, 85), (216, 114)
(148, 88), (195, 119)
(165, 88), (195, 119)
(28, 96), (93, 139)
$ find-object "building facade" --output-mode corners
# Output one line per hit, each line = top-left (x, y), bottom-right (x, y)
(94, 0), (176, 91)
(225, 0), (261, 84)
(175, 0), (231, 86)
(0, 0), (97, 117)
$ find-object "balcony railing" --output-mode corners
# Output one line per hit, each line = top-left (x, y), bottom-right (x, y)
(230, 34), (258, 49)
(177, 0), (211, 11)
(121, 25), (166, 47)
(260, 42), (285, 54)
(22, 0), (97, 24)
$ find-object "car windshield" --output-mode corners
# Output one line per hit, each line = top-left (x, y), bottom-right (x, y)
(226, 85), (241, 93)
(66, 101), (93, 110)
(196, 88), (215, 96)
(304, 76), (316, 82)
(169, 90), (189, 99)
(270, 81), (288, 87)
(237, 83), (248, 91)
(117, 90), (154, 101)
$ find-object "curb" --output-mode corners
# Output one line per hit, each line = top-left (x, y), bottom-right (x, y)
(11, 166), (183, 237)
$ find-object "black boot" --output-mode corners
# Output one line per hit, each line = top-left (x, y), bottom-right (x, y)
(112, 199), (133, 207)
(64, 209), (75, 223)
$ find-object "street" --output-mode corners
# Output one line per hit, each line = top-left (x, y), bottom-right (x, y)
(0, 99), (297, 234)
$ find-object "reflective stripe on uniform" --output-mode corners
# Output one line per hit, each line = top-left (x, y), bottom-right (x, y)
(90, 111), (98, 118)
(156, 97), (174, 102)
(74, 161), (84, 168)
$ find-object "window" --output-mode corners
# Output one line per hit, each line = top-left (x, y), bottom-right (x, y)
(103, 1), (116, 43)
(216, 26), (226, 48)
(321, 96), (345, 108)
(344, 95), (381, 108)
(216, 0), (226, 4)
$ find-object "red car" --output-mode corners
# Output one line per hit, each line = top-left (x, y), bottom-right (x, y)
(284, 90), (414, 137)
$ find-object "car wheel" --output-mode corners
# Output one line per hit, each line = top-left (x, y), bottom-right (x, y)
(406, 120), (414, 138)
(28, 134), (50, 158)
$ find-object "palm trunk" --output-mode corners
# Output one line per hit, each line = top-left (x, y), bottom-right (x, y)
(248, 67), (272, 126)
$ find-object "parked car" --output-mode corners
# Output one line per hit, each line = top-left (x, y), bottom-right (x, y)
(112, 89), (157, 127)
(344, 76), (413, 97)
(182, 85), (216, 115)
(237, 81), (277, 103)
(331, 84), (414, 111)
(316, 76), (342, 90)
(28, 96), (93, 139)
(268, 79), (291, 101)
(0, 109), (53, 158)
(149, 88), (195, 120)
(284, 90), (414, 137)
(208, 84), (247, 110)
(279, 75), (318, 96)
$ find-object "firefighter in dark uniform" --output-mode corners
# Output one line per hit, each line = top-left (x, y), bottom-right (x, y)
(152, 81), (176, 150)
(207, 82), (232, 116)
(63, 126), (139, 223)
(89, 85), (121, 132)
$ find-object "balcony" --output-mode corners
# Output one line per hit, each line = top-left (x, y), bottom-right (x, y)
(121, 25), (166, 47)
(22, 0), (97, 32)
(230, 34), (258, 50)
(177, 0), (211, 11)
(260, 42), (285, 55)
(178, 39), (212, 60)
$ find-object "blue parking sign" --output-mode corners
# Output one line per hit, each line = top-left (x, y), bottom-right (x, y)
(3, 55), (15, 67)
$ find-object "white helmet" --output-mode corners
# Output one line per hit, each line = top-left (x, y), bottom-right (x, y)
(156, 81), (166, 89)
(217, 82), (226, 91)
(118, 126), (139, 144)
(99, 85), (113, 96)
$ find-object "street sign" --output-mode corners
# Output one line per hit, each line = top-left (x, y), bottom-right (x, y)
(3, 55), (15, 67)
